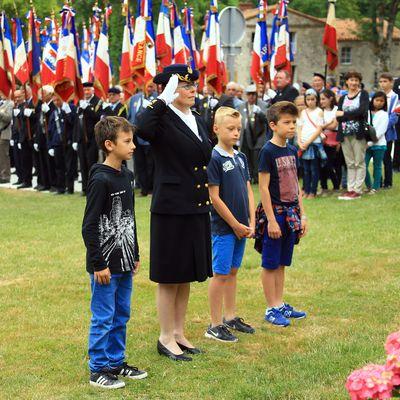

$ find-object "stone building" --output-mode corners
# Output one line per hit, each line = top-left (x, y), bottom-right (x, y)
(231, 4), (400, 90)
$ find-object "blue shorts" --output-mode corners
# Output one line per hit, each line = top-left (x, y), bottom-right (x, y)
(261, 213), (297, 270)
(212, 233), (246, 275)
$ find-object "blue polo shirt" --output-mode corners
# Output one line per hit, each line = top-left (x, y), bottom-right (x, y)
(207, 146), (250, 235)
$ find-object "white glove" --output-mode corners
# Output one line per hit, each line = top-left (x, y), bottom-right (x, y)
(253, 105), (261, 114)
(72, 142), (78, 151)
(266, 88), (277, 99)
(209, 98), (219, 109)
(13, 109), (20, 117)
(142, 99), (151, 108)
(41, 103), (50, 113)
(102, 102), (110, 110)
(48, 148), (55, 157)
(24, 108), (34, 117)
(158, 74), (179, 105)
(33, 143), (39, 152)
(79, 100), (88, 110)
(10, 139), (14, 147)
(367, 141), (374, 147)
(17, 143), (22, 149)
(62, 103), (71, 114)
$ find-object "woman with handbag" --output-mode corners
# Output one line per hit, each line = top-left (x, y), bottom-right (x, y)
(336, 71), (369, 200)
(365, 92), (389, 194)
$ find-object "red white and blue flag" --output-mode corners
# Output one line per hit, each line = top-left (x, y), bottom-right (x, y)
(269, 0), (293, 80)
(0, 12), (15, 97)
(54, 5), (83, 103)
(93, 19), (111, 99)
(323, 0), (338, 71)
(27, 8), (42, 104)
(132, 0), (156, 89)
(183, 6), (200, 70)
(14, 17), (29, 86)
(41, 16), (58, 86)
(155, 0), (172, 70)
(204, 0), (226, 96)
(81, 24), (91, 83)
(251, 0), (269, 84)
(171, 2), (189, 65)
(120, 2), (135, 98)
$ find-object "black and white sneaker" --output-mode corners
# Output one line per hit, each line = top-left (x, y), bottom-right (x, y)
(224, 317), (255, 334)
(205, 324), (238, 343)
(112, 362), (148, 380)
(89, 372), (125, 389)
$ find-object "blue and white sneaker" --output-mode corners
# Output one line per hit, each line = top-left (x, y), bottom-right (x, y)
(279, 303), (307, 320)
(264, 308), (290, 327)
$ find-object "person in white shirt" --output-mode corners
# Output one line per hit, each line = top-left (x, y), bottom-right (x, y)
(298, 89), (325, 198)
(365, 91), (389, 194)
(319, 89), (341, 192)
(378, 73), (399, 188)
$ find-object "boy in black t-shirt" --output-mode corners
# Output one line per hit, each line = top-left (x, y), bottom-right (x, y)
(82, 116), (147, 389)
(205, 107), (255, 343)
(258, 102), (308, 327)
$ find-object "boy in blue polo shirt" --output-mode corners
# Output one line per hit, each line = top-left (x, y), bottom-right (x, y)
(205, 107), (255, 343)
(258, 101), (308, 328)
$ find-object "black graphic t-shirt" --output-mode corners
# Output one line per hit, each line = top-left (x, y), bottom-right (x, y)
(258, 141), (299, 206)
(82, 164), (139, 274)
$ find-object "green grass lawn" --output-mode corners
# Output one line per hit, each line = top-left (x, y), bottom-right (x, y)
(1, 178), (400, 400)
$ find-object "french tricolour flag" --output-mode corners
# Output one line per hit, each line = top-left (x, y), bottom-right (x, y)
(94, 20), (111, 99)
(14, 18), (29, 85)
(54, 5), (83, 103)
(250, 0), (269, 84)
(269, 0), (293, 80)
(42, 17), (58, 86)
(120, 8), (135, 98)
(204, 0), (226, 95)
(0, 12), (15, 97)
(171, 2), (188, 65)
(156, 0), (172, 70)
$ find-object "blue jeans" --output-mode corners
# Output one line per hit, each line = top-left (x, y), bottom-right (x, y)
(365, 147), (386, 190)
(88, 272), (133, 372)
(302, 158), (319, 195)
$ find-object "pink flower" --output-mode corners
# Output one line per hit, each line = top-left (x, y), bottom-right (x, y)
(386, 350), (400, 385)
(346, 364), (394, 399)
(385, 331), (400, 355)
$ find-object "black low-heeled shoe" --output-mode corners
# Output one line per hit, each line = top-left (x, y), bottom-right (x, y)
(176, 342), (203, 355)
(157, 341), (192, 362)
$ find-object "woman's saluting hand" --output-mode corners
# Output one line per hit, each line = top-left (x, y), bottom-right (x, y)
(158, 75), (179, 105)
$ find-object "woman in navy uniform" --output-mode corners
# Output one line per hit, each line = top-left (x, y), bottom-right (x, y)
(137, 64), (212, 361)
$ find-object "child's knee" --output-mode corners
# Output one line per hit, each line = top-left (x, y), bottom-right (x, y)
(212, 273), (230, 282)
(229, 268), (239, 277)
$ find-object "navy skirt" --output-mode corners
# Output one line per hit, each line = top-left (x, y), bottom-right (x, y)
(150, 213), (212, 284)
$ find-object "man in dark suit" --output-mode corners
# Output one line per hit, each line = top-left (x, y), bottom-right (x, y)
(17, 85), (38, 189)
(33, 85), (56, 191)
(102, 87), (128, 119)
(73, 82), (103, 195)
(271, 70), (299, 105)
(128, 83), (157, 196)
(238, 84), (268, 183)
(198, 84), (234, 143)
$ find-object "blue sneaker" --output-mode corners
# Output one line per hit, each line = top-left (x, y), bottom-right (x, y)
(264, 308), (290, 327)
(279, 303), (307, 319)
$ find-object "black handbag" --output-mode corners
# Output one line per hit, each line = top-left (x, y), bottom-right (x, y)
(364, 111), (378, 142)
